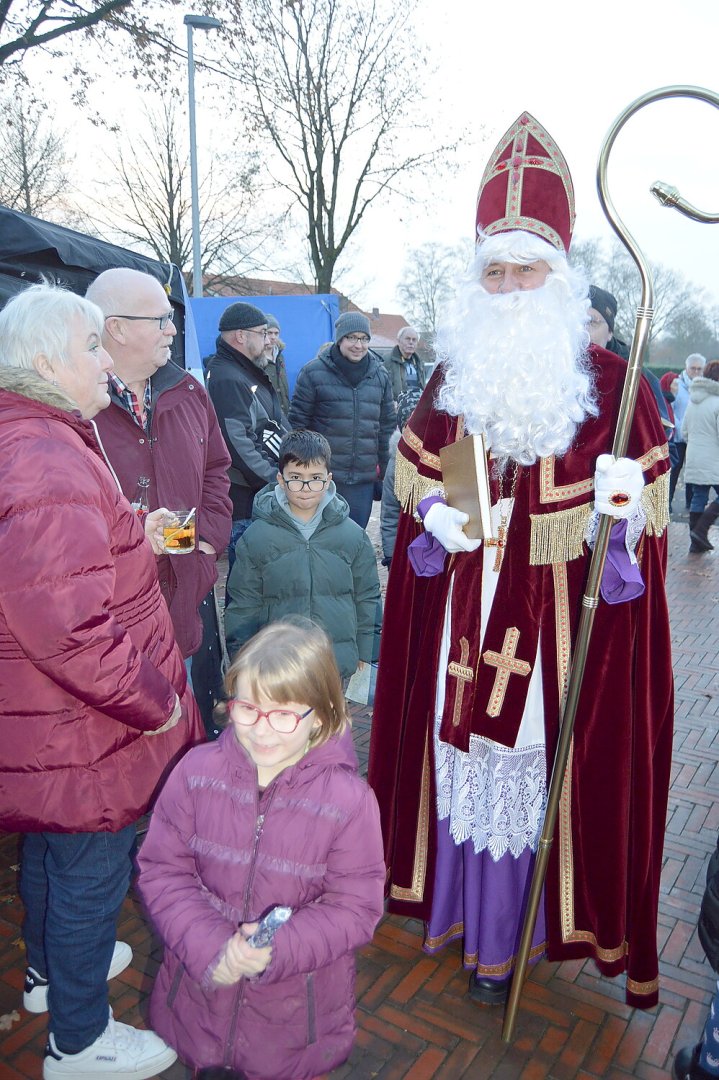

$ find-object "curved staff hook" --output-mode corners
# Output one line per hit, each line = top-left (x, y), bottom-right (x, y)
(502, 84), (719, 1044)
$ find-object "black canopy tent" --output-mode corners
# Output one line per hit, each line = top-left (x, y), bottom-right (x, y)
(0, 206), (188, 367)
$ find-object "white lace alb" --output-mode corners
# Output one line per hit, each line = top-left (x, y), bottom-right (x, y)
(434, 718), (547, 861)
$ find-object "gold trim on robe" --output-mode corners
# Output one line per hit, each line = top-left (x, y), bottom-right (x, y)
(394, 448), (445, 517)
(389, 730), (431, 902)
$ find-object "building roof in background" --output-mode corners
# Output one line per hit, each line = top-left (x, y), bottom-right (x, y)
(368, 310), (411, 348)
(203, 274), (348, 301)
(203, 273), (427, 351)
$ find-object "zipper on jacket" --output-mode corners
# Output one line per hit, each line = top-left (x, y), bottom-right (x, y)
(307, 971), (317, 1044)
(223, 789), (275, 1068)
(166, 963), (184, 1008)
(350, 387), (359, 484)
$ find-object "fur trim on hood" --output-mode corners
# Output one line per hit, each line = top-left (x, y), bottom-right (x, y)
(689, 377), (719, 404)
(0, 365), (77, 412)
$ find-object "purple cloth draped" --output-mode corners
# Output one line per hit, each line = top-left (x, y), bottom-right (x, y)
(601, 518), (645, 605)
(408, 495), (449, 577)
(424, 813), (546, 978)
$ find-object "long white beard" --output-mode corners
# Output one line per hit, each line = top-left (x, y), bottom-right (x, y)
(436, 271), (597, 467)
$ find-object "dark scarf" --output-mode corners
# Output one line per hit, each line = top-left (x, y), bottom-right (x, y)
(330, 343), (370, 386)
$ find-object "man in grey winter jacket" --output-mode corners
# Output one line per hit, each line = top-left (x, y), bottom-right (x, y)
(384, 325), (426, 401)
(288, 312), (395, 528)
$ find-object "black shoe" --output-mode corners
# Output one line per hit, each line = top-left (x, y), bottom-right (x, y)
(673, 1043), (716, 1080)
(468, 972), (511, 1005)
(689, 512), (711, 553)
(690, 503), (719, 553)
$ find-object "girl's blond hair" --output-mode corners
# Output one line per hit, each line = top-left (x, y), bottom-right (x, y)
(224, 617), (348, 747)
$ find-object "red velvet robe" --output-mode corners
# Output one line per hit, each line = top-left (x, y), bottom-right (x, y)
(368, 346), (673, 1008)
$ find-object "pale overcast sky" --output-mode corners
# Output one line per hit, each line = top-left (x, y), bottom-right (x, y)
(37, 0), (719, 316)
(347, 0), (719, 313)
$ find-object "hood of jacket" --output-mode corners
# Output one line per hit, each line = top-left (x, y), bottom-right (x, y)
(251, 481), (350, 529)
(220, 720), (359, 782)
(0, 367), (105, 461)
(0, 365), (80, 412)
(689, 377), (719, 404)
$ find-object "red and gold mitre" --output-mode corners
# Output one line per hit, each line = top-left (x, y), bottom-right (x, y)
(475, 112), (575, 253)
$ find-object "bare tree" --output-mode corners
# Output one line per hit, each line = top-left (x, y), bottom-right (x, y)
(0, 94), (71, 216)
(397, 241), (472, 344)
(96, 97), (269, 291)
(224, 0), (457, 293)
(570, 236), (715, 351)
(0, 0), (187, 92)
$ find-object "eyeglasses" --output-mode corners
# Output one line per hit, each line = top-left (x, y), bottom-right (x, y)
(228, 700), (314, 733)
(109, 312), (175, 330)
(282, 476), (328, 492)
(344, 334), (370, 344)
(588, 317), (607, 328)
(243, 327), (269, 338)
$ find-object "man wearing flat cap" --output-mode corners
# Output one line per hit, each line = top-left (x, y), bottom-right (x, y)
(206, 302), (289, 571)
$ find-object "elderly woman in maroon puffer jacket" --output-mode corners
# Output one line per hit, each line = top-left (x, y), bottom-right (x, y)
(0, 283), (204, 1080)
(137, 619), (385, 1080)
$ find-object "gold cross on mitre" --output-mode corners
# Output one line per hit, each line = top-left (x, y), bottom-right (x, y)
(447, 636), (474, 728)
(482, 627), (531, 718)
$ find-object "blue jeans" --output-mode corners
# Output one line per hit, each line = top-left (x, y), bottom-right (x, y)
(690, 484), (719, 514)
(699, 979), (719, 1072)
(226, 518), (253, 578)
(20, 826), (135, 1052)
(333, 480), (375, 529)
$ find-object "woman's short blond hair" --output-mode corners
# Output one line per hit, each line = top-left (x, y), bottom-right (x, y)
(224, 617), (348, 747)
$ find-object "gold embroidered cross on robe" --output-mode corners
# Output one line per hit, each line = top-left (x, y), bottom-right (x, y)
(447, 636), (474, 728)
(482, 626), (531, 717)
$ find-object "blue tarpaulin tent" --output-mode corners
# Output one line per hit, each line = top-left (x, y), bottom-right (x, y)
(190, 293), (340, 391)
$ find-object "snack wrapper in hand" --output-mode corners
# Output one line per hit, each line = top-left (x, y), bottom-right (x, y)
(246, 906), (292, 947)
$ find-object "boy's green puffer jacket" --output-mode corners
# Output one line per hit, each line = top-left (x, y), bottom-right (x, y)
(225, 485), (381, 678)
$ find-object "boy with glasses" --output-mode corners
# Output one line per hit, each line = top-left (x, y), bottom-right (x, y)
(224, 429), (380, 681)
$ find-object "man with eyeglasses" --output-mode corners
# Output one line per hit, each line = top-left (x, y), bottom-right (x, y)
(87, 268), (232, 738)
(289, 311), (396, 528)
(205, 301), (290, 576)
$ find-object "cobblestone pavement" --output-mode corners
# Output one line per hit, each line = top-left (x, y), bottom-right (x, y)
(1, 507), (718, 1079)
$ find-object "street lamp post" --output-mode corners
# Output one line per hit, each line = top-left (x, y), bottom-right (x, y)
(184, 13), (222, 299)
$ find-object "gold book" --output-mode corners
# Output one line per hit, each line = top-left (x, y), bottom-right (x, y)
(439, 434), (494, 541)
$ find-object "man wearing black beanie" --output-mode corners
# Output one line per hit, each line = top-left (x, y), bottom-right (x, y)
(206, 302), (289, 574)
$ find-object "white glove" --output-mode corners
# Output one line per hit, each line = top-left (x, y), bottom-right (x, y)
(593, 454), (644, 519)
(423, 502), (482, 553)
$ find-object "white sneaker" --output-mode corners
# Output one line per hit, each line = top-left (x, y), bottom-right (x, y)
(44, 1013), (177, 1078)
(24, 941), (133, 1014)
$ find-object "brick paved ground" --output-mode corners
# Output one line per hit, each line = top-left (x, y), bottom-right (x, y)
(1, 507), (718, 1079)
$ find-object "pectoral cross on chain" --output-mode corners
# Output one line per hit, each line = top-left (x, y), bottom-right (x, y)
(482, 627), (531, 718)
(447, 636), (474, 727)
(488, 524), (507, 573)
